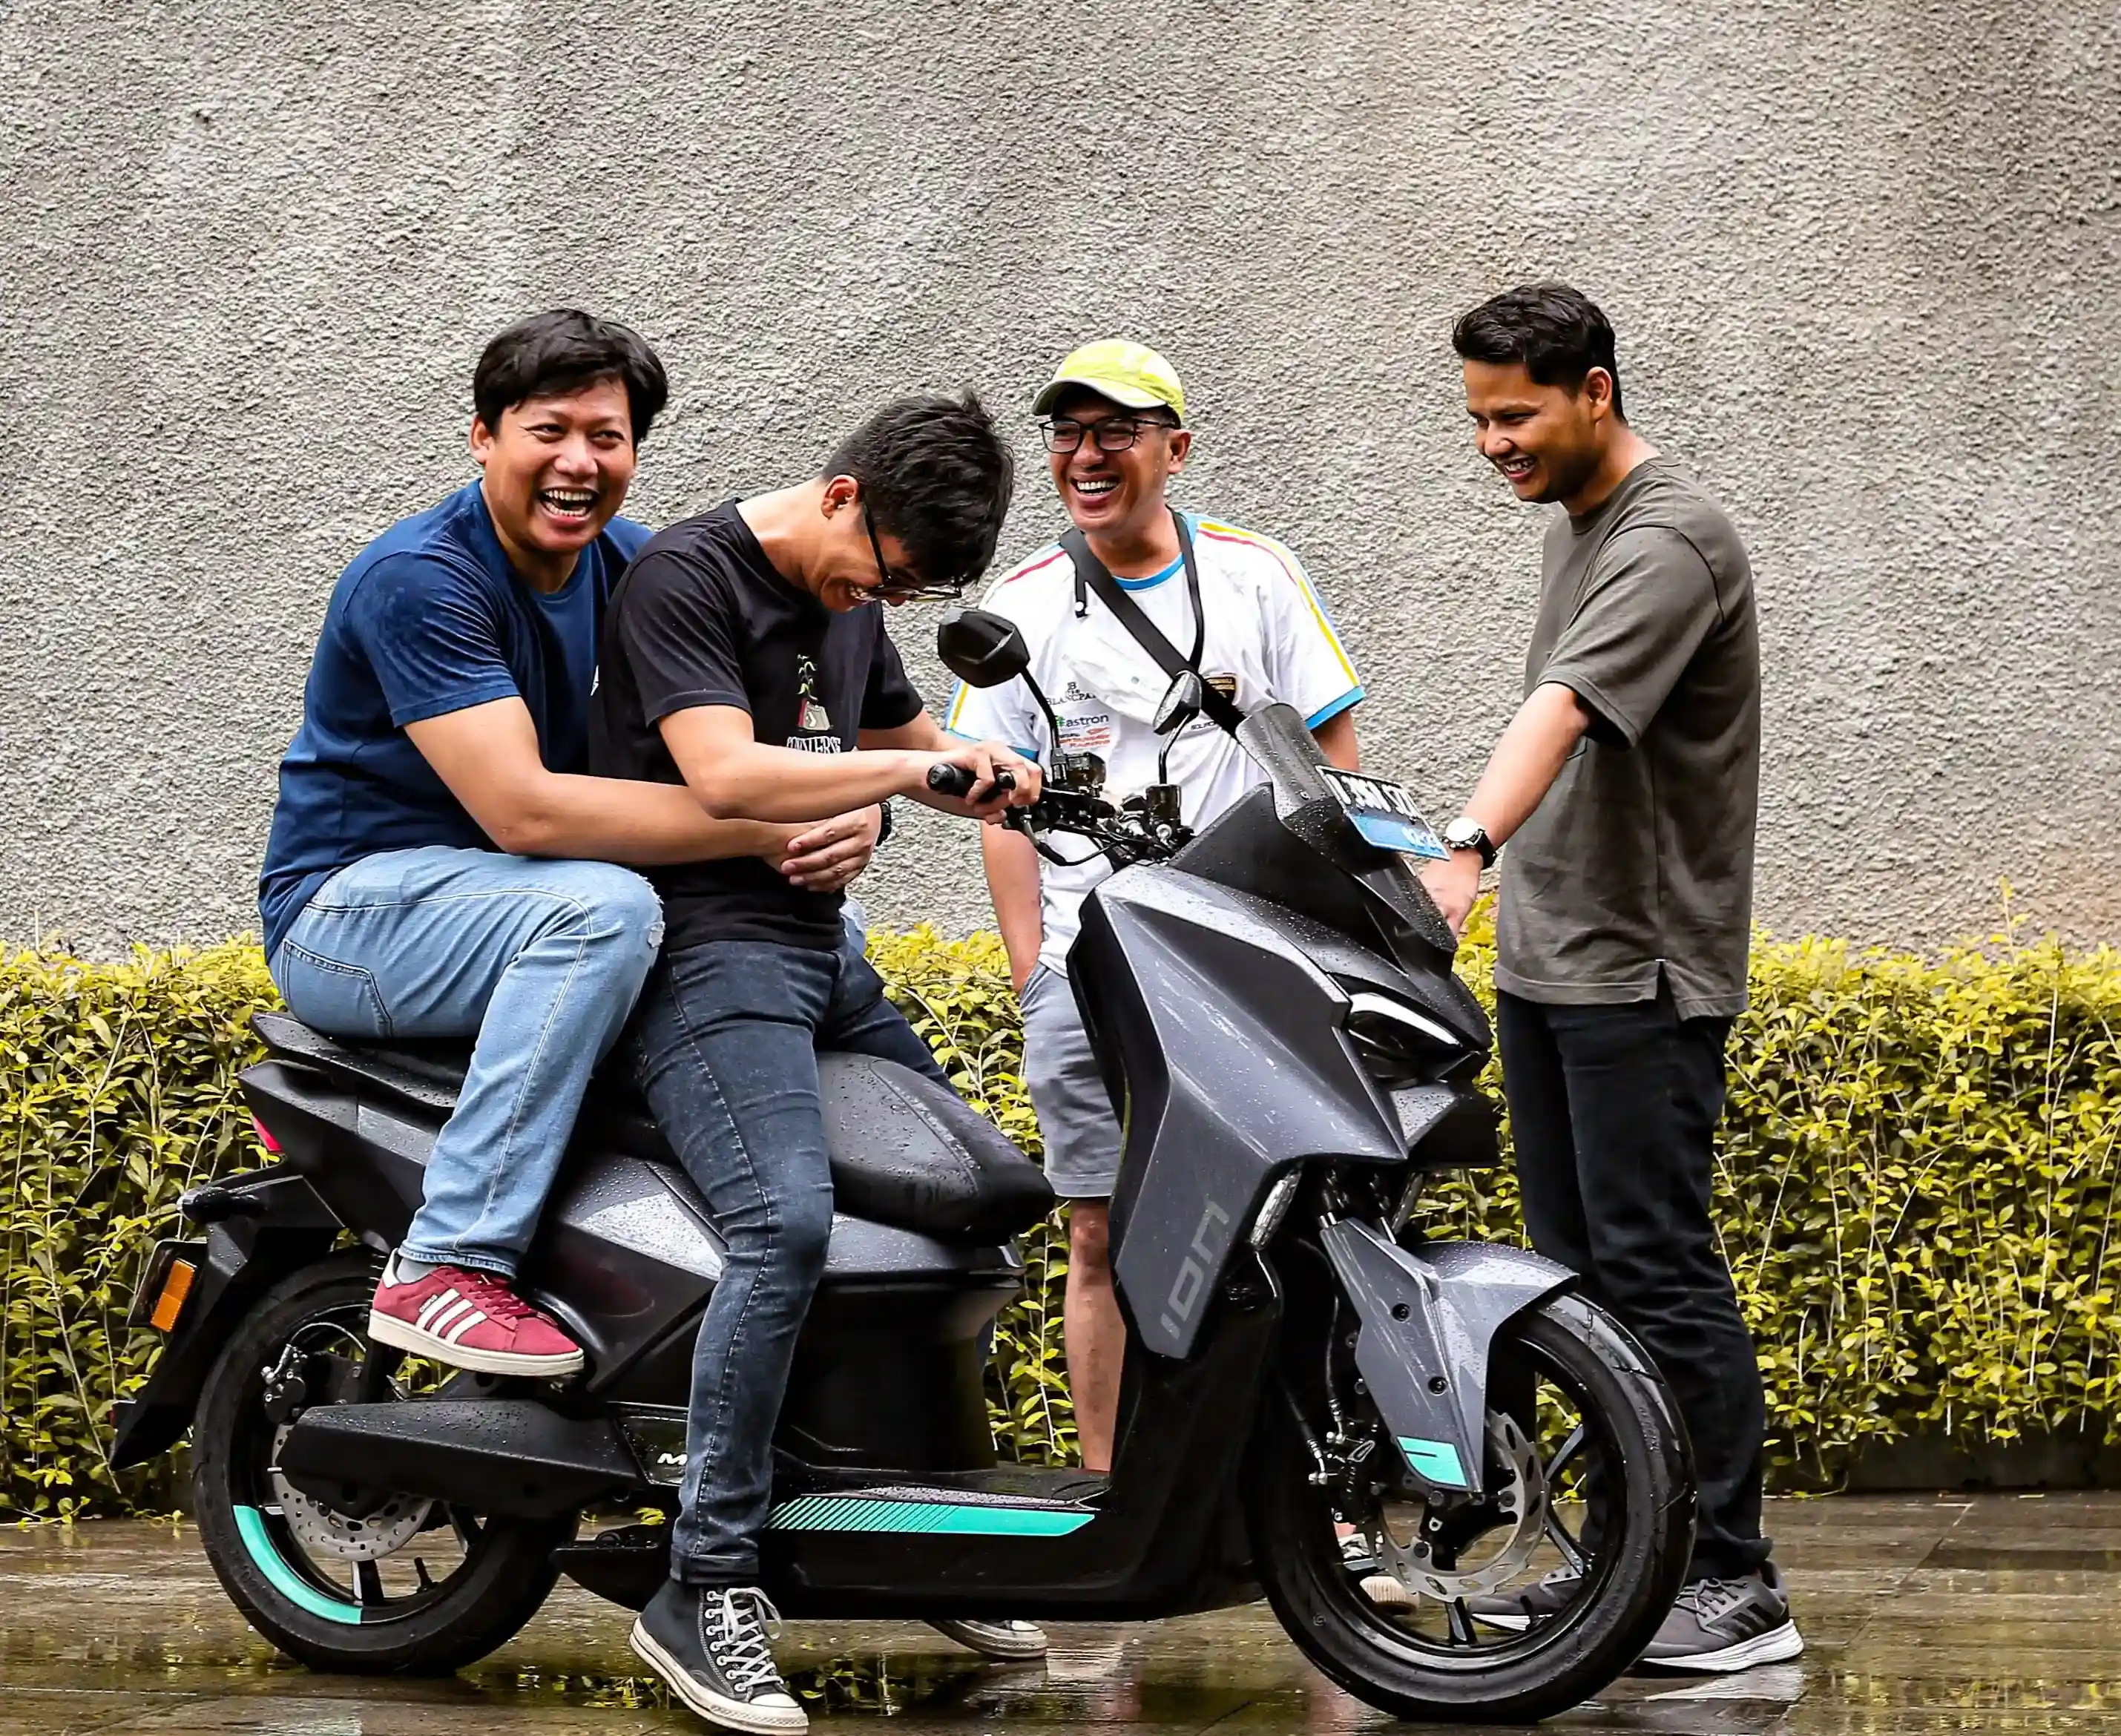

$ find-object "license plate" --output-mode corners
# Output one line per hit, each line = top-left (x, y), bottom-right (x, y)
(1321, 769), (1449, 860)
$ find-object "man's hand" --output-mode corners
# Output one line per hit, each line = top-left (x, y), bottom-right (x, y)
(777, 805), (884, 893)
(1418, 683), (1591, 939)
(1421, 849), (1485, 938)
(912, 738), (1043, 821)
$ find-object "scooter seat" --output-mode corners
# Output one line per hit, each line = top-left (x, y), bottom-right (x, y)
(599, 1053), (1055, 1245)
(252, 1014), (1054, 1245)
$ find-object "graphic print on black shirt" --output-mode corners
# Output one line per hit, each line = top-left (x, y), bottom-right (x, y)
(791, 652), (841, 749)
(589, 499), (925, 953)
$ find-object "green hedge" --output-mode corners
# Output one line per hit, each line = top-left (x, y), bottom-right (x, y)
(3, 918), (2118, 1518)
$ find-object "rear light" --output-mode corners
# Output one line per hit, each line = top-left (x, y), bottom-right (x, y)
(251, 1114), (282, 1154)
(149, 1260), (197, 1332)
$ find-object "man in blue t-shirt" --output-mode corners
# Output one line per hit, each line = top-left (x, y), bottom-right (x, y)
(259, 310), (887, 1380)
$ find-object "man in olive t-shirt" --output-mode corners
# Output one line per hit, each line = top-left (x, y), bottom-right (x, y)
(1421, 283), (1798, 1673)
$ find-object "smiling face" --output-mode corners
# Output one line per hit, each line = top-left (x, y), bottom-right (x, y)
(812, 476), (922, 613)
(1045, 388), (1191, 545)
(470, 376), (637, 585)
(1461, 358), (1612, 506)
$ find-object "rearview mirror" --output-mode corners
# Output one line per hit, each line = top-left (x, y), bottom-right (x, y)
(937, 608), (1032, 688)
(1153, 670), (1206, 737)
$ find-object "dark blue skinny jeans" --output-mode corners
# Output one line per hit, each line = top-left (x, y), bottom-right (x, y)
(628, 931), (946, 1586)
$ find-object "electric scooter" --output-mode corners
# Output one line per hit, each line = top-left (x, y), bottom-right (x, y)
(113, 608), (1692, 1722)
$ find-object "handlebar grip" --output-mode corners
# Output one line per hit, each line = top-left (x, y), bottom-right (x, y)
(926, 763), (1016, 800)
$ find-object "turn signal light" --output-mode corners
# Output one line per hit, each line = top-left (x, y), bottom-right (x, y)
(150, 1259), (197, 1332)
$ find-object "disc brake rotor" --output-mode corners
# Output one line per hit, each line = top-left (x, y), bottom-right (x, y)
(1367, 1411), (1547, 1601)
(269, 1424), (435, 1562)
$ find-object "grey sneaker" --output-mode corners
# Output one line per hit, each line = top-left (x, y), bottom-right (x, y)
(1640, 1564), (1803, 1672)
(927, 1617), (1050, 1660)
(1468, 1566), (1583, 1631)
(630, 1581), (806, 1732)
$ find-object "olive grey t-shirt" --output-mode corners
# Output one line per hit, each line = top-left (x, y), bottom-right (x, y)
(1495, 458), (1760, 1019)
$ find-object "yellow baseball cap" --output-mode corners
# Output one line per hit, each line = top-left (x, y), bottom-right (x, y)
(1032, 340), (1187, 424)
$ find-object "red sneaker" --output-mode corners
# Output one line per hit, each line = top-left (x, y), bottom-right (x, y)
(367, 1263), (585, 1377)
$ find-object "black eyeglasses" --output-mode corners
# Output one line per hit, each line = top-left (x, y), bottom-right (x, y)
(1039, 414), (1178, 454)
(863, 509), (965, 604)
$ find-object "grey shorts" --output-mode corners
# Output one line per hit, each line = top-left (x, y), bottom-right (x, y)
(1019, 964), (1122, 1201)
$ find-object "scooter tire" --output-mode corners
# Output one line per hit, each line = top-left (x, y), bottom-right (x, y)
(191, 1252), (573, 1676)
(1244, 1289), (1694, 1723)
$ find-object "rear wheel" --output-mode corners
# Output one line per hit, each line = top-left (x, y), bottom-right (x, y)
(1246, 1289), (1693, 1722)
(191, 1253), (573, 1675)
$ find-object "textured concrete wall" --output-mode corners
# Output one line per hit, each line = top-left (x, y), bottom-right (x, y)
(4, 0), (2117, 955)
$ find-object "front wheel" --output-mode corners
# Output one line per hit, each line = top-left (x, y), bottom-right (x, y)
(191, 1252), (575, 1675)
(1245, 1289), (1694, 1723)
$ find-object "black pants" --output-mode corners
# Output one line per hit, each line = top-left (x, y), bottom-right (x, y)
(1496, 986), (1770, 1582)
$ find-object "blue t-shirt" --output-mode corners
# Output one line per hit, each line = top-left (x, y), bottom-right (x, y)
(258, 481), (651, 957)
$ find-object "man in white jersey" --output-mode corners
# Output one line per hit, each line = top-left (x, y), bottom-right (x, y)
(949, 341), (1363, 1470)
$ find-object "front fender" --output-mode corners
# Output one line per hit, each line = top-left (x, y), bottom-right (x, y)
(1319, 1224), (1574, 1496)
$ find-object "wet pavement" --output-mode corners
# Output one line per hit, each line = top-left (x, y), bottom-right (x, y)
(5, 1494), (2120, 1734)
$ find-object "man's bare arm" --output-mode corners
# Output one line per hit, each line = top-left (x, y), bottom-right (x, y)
(406, 698), (795, 864)
(981, 824), (1046, 995)
(1421, 682), (1590, 934)
(1312, 708), (1360, 770)
(661, 706), (1040, 824)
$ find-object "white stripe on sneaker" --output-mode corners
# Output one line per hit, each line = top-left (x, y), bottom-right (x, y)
(426, 1297), (474, 1339)
(439, 1309), (488, 1345)
(415, 1289), (463, 1331)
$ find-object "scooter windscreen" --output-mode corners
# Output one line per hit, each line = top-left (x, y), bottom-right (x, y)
(1190, 703), (1461, 970)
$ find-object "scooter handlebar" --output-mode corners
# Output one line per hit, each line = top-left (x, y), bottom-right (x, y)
(925, 763), (1018, 801)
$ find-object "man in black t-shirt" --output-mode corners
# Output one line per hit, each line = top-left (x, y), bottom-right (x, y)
(590, 393), (1043, 1734)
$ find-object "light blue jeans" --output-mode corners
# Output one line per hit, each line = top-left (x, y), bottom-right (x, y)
(269, 846), (663, 1278)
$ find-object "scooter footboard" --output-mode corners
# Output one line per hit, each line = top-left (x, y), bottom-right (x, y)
(1319, 1223), (1573, 1497)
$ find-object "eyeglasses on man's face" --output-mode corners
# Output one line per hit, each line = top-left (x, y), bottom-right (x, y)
(1038, 413), (1180, 455)
(863, 508), (966, 604)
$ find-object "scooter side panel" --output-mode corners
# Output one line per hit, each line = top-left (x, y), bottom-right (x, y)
(1078, 867), (1406, 1361)
(756, 1269), (1283, 1621)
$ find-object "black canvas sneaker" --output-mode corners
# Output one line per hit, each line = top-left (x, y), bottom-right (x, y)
(630, 1580), (806, 1733)
(1639, 1564), (1803, 1671)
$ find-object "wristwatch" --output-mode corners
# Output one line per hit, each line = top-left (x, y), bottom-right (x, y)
(1441, 816), (1496, 869)
(875, 800), (895, 847)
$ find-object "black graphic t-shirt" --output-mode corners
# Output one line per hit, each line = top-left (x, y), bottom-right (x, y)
(590, 500), (924, 952)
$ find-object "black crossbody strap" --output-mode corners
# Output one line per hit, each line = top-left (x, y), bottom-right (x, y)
(1059, 512), (1246, 733)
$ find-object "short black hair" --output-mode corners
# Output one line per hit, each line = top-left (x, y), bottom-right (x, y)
(473, 309), (670, 446)
(1451, 283), (1625, 421)
(826, 392), (1015, 589)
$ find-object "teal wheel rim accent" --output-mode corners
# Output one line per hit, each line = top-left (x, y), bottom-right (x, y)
(234, 1504), (363, 1625)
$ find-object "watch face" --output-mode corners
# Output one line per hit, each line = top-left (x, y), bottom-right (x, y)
(1444, 819), (1482, 849)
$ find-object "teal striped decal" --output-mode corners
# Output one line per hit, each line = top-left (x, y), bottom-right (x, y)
(769, 1496), (1094, 1537)
(234, 1505), (363, 1625)
(1398, 1437), (1472, 1488)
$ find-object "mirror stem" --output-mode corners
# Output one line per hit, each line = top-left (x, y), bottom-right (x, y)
(1021, 671), (1065, 770)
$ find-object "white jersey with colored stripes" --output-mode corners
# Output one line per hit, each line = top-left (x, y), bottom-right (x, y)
(948, 511), (1363, 979)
